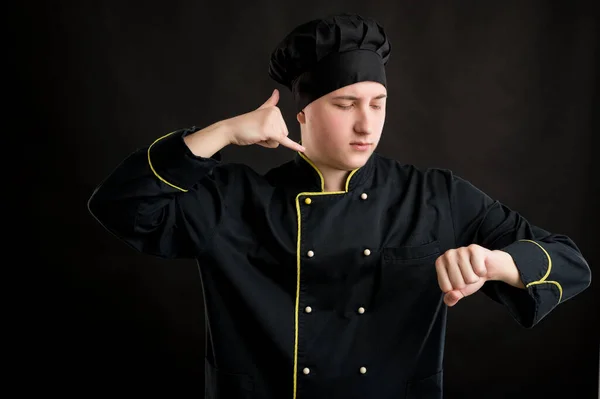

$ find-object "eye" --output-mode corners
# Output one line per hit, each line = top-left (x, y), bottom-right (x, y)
(371, 105), (382, 110)
(335, 104), (353, 110)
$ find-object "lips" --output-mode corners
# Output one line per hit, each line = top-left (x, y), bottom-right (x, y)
(350, 142), (372, 151)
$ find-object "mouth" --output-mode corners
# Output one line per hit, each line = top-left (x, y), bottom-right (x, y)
(350, 142), (372, 151)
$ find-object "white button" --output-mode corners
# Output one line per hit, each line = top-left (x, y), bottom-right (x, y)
(358, 307), (365, 314)
(305, 306), (312, 313)
(361, 193), (368, 200)
(303, 367), (311, 375)
(307, 250), (314, 257)
(360, 366), (367, 374)
(363, 249), (371, 256)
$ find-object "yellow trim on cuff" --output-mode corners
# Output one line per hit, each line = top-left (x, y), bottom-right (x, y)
(147, 131), (189, 193)
(519, 239), (563, 302)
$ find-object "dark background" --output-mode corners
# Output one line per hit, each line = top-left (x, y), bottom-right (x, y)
(14, 0), (598, 397)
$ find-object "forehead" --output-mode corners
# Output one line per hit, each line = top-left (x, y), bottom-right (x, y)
(327, 81), (387, 99)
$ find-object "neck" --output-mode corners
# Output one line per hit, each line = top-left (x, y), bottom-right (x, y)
(320, 165), (351, 192)
(298, 148), (352, 192)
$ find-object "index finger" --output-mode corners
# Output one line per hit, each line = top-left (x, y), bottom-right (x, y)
(277, 135), (306, 152)
(470, 248), (488, 277)
(435, 256), (453, 293)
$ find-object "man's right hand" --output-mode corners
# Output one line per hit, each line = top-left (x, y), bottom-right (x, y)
(225, 89), (305, 152)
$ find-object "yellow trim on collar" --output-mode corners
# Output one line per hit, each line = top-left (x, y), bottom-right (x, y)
(297, 151), (360, 193)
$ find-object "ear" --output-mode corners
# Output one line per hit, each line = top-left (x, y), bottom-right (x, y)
(296, 110), (306, 124)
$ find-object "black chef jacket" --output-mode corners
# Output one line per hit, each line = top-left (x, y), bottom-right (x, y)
(87, 126), (591, 399)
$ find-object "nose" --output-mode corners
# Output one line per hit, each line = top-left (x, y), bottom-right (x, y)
(353, 106), (373, 136)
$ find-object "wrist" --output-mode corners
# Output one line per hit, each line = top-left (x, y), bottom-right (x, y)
(208, 119), (234, 147)
(214, 117), (237, 146)
(494, 250), (525, 288)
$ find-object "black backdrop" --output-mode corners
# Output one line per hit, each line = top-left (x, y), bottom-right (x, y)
(15, 0), (599, 398)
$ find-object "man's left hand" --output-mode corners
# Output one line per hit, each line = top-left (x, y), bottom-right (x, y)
(435, 244), (524, 307)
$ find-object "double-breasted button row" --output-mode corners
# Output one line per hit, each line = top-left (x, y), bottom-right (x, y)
(301, 366), (368, 375)
(305, 248), (370, 258)
(304, 305), (366, 315)
(303, 192), (368, 205)
(300, 192), (369, 379)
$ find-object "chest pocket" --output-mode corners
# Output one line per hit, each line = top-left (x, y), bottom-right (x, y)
(374, 240), (442, 304)
(382, 240), (441, 265)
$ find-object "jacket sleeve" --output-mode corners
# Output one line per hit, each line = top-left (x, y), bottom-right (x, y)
(446, 171), (591, 328)
(88, 126), (236, 259)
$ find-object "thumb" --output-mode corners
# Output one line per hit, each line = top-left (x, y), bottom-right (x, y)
(258, 89), (279, 109)
(444, 290), (464, 307)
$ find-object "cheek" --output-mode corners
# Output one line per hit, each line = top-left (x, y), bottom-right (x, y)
(376, 113), (386, 131)
(308, 110), (346, 142)
(319, 112), (351, 143)
(370, 112), (386, 137)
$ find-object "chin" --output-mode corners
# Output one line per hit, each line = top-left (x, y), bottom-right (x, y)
(342, 152), (372, 170)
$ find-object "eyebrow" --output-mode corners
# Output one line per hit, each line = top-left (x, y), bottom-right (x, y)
(331, 94), (388, 100)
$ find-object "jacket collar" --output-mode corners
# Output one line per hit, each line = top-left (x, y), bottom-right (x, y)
(291, 151), (375, 193)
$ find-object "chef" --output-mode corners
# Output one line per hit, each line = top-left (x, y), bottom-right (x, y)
(88, 13), (591, 399)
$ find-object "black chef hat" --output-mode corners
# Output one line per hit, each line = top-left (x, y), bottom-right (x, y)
(268, 13), (391, 113)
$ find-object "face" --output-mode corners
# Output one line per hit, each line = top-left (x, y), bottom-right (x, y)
(297, 81), (387, 171)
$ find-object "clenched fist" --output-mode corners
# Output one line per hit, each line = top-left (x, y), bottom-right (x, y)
(435, 244), (523, 307)
(226, 89), (305, 152)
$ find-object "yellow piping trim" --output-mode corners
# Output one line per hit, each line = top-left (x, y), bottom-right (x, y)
(292, 152), (360, 399)
(519, 239), (563, 303)
(297, 150), (360, 193)
(345, 169), (359, 192)
(298, 151), (325, 192)
(147, 131), (189, 192)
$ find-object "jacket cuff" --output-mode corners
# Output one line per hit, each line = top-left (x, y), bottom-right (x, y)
(484, 240), (562, 328)
(147, 127), (221, 191)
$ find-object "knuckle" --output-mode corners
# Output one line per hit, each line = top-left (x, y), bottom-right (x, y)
(263, 107), (275, 118)
(466, 275), (480, 284)
(269, 106), (281, 118)
(467, 244), (480, 253)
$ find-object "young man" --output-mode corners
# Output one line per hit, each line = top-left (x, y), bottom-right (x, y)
(87, 13), (591, 399)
